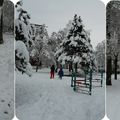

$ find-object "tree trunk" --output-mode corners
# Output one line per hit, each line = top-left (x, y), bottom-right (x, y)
(36, 65), (38, 72)
(69, 62), (73, 72)
(106, 56), (112, 85)
(0, 7), (3, 44)
(36, 57), (40, 72)
(114, 55), (118, 80)
(75, 63), (77, 73)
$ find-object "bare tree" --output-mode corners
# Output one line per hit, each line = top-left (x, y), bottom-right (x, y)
(111, 31), (120, 80)
(95, 40), (105, 71)
(106, 1), (120, 85)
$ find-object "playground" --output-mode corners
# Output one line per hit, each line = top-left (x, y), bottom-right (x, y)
(16, 68), (105, 120)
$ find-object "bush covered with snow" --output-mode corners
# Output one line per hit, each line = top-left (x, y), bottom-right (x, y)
(15, 41), (32, 76)
(15, 0), (33, 76)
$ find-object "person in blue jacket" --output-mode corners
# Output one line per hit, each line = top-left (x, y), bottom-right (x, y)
(58, 66), (64, 79)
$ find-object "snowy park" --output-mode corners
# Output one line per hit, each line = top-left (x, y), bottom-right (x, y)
(15, 0), (105, 120)
(16, 69), (105, 120)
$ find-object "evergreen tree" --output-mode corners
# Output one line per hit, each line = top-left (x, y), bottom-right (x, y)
(55, 14), (94, 71)
(15, 0), (35, 51)
(15, 0), (34, 76)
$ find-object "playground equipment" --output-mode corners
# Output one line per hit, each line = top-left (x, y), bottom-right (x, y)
(71, 67), (104, 95)
(71, 69), (92, 95)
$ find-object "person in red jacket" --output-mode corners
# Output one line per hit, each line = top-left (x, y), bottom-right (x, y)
(50, 65), (55, 79)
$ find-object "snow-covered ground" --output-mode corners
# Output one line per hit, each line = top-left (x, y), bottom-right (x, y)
(0, 33), (14, 120)
(16, 69), (105, 120)
(107, 75), (120, 120)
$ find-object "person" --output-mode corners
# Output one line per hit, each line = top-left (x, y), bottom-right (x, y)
(58, 66), (64, 79)
(50, 65), (55, 79)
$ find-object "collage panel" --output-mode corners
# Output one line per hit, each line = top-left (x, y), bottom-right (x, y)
(0, 0), (14, 120)
(106, 1), (120, 120)
(15, 0), (105, 120)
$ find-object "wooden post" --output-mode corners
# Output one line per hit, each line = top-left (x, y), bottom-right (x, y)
(89, 69), (92, 95)
(73, 70), (76, 91)
(71, 70), (74, 87)
(100, 68), (103, 87)
(106, 56), (112, 85)
(84, 68), (88, 85)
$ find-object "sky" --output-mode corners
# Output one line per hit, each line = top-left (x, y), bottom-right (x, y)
(22, 0), (105, 49)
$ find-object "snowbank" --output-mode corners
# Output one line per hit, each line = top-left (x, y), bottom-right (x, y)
(107, 75), (120, 120)
(16, 69), (105, 120)
(0, 33), (14, 119)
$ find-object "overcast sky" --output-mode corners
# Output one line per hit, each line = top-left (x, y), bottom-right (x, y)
(22, 0), (105, 49)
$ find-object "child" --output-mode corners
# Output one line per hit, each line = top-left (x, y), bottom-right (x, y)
(50, 65), (55, 79)
(58, 67), (64, 79)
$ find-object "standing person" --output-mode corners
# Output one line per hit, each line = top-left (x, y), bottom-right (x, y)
(58, 66), (64, 79)
(50, 65), (55, 79)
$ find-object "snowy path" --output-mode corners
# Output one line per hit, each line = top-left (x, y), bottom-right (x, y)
(16, 70), (105, 120)
(107, 75), (120, 120)
(0, 34), (14, 120)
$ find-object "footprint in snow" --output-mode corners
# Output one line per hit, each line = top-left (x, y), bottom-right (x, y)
(4, 111), (8, 115)
(1, 100), (5, 102)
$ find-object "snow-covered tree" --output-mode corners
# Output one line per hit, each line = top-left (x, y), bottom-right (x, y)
(48, 29), (67, 69)
(15, 0), (35, 51)
(48, 30), (65, 52)
(15, 0), (34, 76)
(109, 31), (120, 80)
(55, 14), (94, 72)
(15, 41), (32, 76)
(106, 1), (120, 85)
(30, 24), (50, 71)
(95, 40), (105, 71)
(0, 0), (4, 44)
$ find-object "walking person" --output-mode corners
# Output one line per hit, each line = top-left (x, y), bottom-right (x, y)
(58, 66), (64, 79)
(50, 65), (55, 79)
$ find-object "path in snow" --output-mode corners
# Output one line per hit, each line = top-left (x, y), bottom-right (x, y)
(107, 75), (120, 120)
(16, 69), (105, 120)
(0, 33), (14, 120)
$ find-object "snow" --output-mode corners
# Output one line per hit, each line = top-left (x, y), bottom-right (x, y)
(107, 75), (120, 120)
(73, 56), (81, 63)
(0, 33), (14, 120)
(69, 40), (77, 46)
(16, 68), (105, 120)
(15, 41), (29, 62)
(15, 40), (32, 76)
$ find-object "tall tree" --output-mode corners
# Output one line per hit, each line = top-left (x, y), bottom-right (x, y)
(106, 1), (120, 84)
(111, 32), (119, 80)
(3, 0), (14, 32)
(0, 0), (4, 44)
(15, 0), (34, 76)
(55, 14), (94, 72)
(95, 40), (105, 71)
(30, 24), (50, 71)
